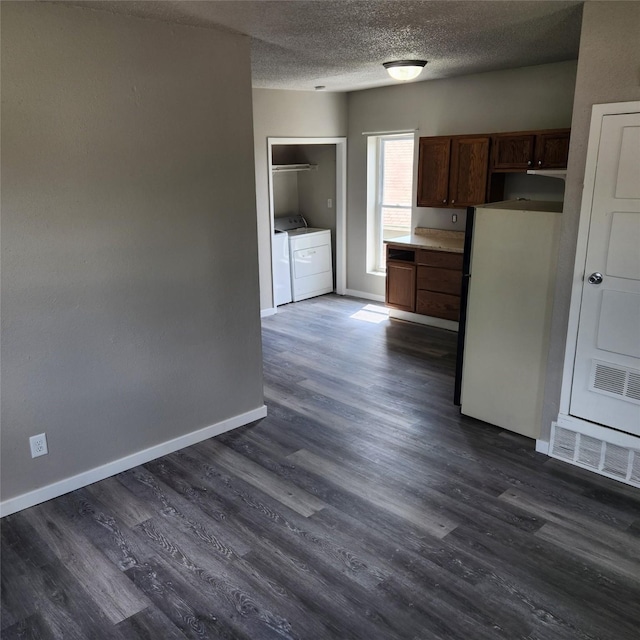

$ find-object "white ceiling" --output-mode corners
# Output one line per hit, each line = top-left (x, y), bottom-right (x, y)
(61, 0), (584, 92)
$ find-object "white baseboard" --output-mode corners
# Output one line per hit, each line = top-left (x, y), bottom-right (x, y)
(389, 309), (459, 332)
(535, 439), (550, 454)
(261, 308), (277, 318)
(344, 289), (386, 303)
(0, 405), (268, 518)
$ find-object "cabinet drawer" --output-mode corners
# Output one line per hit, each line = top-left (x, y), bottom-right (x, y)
(417, 266), (462, 295)
(416, 290), (460, 321)
(416, 249), (463, 270)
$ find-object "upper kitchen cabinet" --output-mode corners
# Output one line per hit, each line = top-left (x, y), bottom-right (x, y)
(417, 135), (490, 208)
(416, 137), (451, 207)
(490, 129), (570, 172)
(449, 136), (491, 207)
(533, 129), (571, 169)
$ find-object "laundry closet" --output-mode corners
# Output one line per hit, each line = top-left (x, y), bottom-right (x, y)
(271, 143), (338, 305)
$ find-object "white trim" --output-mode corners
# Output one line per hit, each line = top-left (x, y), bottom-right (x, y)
(335, 141), (347, 295)
(344, 289), (386, 303)
(0, 405), (268, 518)
(550, 416), (640, 488)
(389, 309), (459, 332)
(557, 101), (640, 418)
(367, 134), (415, 273)
(535, 439), (550, 454)
(261, 307), (277, 318)
(266, 137), (347, 308)
(362, 129), (418, 136)
(555, 413), (640, 449)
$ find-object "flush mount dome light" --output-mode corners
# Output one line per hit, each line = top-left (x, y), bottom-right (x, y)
(383, 60), (427, 81)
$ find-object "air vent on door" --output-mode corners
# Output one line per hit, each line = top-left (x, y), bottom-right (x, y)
(589, 360), (640, 405)
(550, 425), (639, 488)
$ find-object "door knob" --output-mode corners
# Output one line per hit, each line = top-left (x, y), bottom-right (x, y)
(588, 272), (603, 285)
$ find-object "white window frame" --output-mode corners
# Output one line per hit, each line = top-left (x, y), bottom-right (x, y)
(366, 133), (414, 274)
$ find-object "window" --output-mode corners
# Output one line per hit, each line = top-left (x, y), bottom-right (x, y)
(367, 134), (414, 272)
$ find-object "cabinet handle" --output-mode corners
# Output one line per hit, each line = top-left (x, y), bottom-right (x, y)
(442, 199), (447, 204)
(538, 160), (542, 166)
(451, 200), (455, 204)
(527, 160), (532, 166)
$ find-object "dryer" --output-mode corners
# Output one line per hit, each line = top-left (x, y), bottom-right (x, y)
(274, 215), (334, 302)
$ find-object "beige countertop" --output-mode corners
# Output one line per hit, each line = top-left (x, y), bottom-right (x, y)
(385, 228), (465, 253)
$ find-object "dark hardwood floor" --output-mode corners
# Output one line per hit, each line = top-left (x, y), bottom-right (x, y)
(2, 294), (640, 639)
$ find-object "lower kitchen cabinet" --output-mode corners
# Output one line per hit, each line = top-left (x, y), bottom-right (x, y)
(416, 290), (460, 320)
(385, 244), (462, 321)
(385, 260), (416, 312)
(416, 250), (463, 321)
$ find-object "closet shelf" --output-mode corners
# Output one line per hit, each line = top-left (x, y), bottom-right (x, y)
(272, 163), (318, 173)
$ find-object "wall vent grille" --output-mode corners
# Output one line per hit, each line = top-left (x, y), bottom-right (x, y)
(628, 372), (640, 401)
(550, 425), (639, 488)
(631, 454), (640, 485)
(590, 360), (640, 405)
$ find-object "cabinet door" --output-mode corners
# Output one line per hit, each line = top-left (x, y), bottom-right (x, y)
(449, 136), (490, 207)
(491, 133), (536, 170)
(534, 130), (570, 168)
(417, 137), (451, 207)
(385, 262), (416, 312)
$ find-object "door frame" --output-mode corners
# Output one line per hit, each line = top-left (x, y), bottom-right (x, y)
(556, 101), (640, 424)
(267, 136), (347, 310)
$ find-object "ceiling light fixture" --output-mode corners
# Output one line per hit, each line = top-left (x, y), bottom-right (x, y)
(383, 60), (427, 81)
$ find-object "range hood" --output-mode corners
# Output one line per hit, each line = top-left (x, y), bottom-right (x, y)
(526, 169), (567, 180)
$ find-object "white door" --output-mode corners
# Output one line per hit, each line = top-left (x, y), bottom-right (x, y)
(570, 112), (640, 435)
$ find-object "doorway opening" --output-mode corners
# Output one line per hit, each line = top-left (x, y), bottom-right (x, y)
(267, 137), (347, 311)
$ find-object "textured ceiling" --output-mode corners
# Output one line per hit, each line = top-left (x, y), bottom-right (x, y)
(58, 1), (584, 92)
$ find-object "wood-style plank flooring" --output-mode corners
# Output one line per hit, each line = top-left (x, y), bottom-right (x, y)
(2, 294), (640, 639)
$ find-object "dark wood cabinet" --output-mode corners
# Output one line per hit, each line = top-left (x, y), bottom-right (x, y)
(415, 290), (461, 320)
(385, 244), (462, 321)
(417, 135), (489, 208)
(490, 129), (570, 172)
(416, 137), (451, 207)
(385, 260), (416, 312)
(491, 133), (536, 170)
(415, 250), (463, 321)
(417, 128), (571, 209)
(534, 130), (570, 169)
(449, 137), (490, 207)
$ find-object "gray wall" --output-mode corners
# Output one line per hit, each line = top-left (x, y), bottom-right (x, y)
(297, 145), (338, 284)
(252, 89), (348, 310)
(346, 60), (577, 297)
(1, 3), (264, 501)
(541, 1), (640, 441)
(272, 172), (300, 216)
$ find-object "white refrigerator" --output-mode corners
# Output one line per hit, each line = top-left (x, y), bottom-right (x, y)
(456, 200), (562, 439)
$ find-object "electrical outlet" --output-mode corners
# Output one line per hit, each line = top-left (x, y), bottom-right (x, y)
(327, 198), (333, 209)
(29, 433), (48, 458)
(452, 213), (458, 223)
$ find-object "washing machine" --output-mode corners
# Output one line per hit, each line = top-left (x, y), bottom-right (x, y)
(274, 215), (333, 302)
(272, 231), (292, 306)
